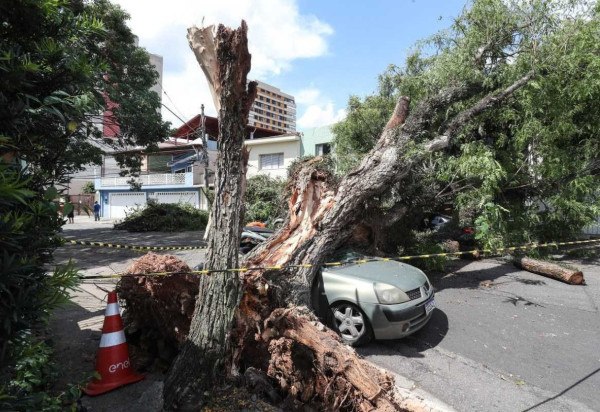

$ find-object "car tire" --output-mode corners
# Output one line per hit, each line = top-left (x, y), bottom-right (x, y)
(330, 302), (373, 346)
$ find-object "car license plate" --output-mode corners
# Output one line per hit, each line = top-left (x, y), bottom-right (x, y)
(425, 298), (435, 315)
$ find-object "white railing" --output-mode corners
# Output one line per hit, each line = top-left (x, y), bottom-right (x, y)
(100, 173), (186, 187)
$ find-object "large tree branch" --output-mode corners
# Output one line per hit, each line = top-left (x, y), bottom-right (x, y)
(426, 70), (535, 151)
(383, 96), (410, 131)
(402, 82), (484, 136)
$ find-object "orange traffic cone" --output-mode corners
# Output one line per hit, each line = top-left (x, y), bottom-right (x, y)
(84, 291), (144, 396)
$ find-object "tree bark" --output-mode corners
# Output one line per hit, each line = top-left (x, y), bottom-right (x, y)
(163, 22), (257, 410)
(514, 257), (585, 285)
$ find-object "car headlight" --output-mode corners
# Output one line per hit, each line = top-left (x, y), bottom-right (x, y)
(373, 282), (409, 304)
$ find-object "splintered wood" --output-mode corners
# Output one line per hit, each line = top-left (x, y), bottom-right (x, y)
(262, 308), (403, 412)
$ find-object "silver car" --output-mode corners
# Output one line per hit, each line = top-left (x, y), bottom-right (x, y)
(312, 253), (436, 346)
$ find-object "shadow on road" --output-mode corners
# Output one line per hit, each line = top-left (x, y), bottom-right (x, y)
(53, 246), (145, 272)
(425, 258), (555, 309)
(426, 259), (523, 291)
(357, 308), (449, 359)
(50, 301), (104, 390)
(521, 367), (600, 412)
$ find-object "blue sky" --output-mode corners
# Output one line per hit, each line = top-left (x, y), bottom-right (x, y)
(113, 0), (469, 130)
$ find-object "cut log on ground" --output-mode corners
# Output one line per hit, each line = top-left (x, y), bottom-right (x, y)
(514, 257), (585, 285)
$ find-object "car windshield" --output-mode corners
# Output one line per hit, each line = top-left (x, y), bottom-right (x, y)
(329, 249), (366, 263)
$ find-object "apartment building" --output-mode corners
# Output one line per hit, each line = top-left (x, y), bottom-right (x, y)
(248, 81), (296, 133)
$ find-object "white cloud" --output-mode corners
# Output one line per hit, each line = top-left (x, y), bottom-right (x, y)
(295, 88), (321, 105)
(298, 103), (346, 129)
(295, 88), (346, 129)
(112, 0), (333, 126)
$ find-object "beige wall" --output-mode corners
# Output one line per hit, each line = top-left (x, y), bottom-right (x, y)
(245, 136), (300, 179)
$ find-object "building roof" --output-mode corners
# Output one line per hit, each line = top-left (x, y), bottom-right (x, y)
(173, 114), (283, 140)
(106, 113), (296, 156)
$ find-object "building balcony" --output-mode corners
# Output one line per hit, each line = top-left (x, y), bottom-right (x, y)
(95, 172), (199, 190)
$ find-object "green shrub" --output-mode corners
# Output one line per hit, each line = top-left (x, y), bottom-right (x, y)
(114, 202), (209, 232)
(1, 330), (82, 411)
(402, 230), (449, 272)
(245, 175), (286, 225)
(0, 167), (80, 362)
(0, 166), (80, 411)
(81, 181), (96, 194)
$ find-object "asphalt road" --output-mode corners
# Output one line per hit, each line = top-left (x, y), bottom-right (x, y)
(358, 256), (600, 412)
(55, 218), (600, 411)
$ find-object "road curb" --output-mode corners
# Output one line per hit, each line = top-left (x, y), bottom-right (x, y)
(392, 372), (456, 412)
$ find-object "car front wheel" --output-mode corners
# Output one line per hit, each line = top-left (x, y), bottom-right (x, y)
(331, 302), (373, 346)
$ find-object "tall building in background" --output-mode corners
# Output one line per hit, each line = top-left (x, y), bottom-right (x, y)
(248, 81), (296, 133)
(67, 47), (163, 195)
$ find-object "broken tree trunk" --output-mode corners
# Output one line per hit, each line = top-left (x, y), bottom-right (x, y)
(514, 257), (585, 285)
(162, 22), (256, 410)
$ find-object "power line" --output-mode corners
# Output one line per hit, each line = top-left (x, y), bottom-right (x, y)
(162, 89), (190, 122)
(162, 103), (193, 128)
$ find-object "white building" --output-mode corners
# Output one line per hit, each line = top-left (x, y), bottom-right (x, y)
(245, 134), (301, 179)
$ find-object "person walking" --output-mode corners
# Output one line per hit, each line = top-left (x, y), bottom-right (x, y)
(67, 208), (75, 224)
(65, 201), (75, 224)
(93, 201), (101, 221)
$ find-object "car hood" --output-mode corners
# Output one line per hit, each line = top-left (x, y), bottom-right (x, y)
(324, 260), (428, 291)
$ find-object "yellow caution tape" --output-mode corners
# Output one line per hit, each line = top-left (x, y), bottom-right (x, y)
(65, 239), (205, 251)
(75, 238), (600, 281)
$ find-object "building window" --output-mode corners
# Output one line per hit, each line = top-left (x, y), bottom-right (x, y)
(259, 153), (284, 170)
(315, 143), (331, 156)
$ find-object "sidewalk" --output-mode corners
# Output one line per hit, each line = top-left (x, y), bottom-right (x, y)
(50, 283), (164, 412)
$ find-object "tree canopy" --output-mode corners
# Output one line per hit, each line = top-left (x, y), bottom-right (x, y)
(0, 0), (169, 189)
(333, 0), (600, 248)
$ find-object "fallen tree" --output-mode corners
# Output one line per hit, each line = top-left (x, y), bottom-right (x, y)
(513, 257), (585, 285)
(148, 12), (544, 409)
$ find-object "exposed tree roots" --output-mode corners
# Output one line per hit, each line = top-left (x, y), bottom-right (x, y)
(118, 252), (407, 410)
(117, 253), (198, 344)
